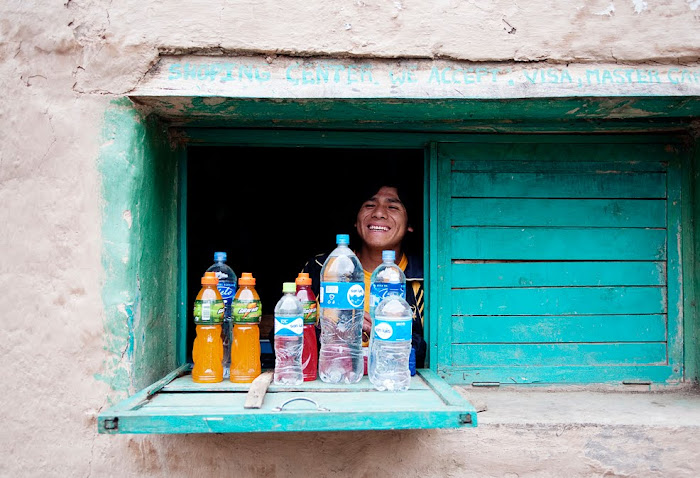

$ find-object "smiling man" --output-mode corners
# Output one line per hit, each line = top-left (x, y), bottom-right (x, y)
(299, 178), (427, 370)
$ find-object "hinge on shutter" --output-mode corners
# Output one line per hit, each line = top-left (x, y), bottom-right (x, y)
(622, 381), (651, 385)
(460, 414), (473, 424)
(103, 418), (119, 431)
(471, 382), (500, 387)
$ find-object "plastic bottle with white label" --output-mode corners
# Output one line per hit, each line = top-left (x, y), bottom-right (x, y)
(368, 292), (413, 392)
(367, 250), (407, 375)
(273, 282), (304, 385)
(318, 233), (365, 384)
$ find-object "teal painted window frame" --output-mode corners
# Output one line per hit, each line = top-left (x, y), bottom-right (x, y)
(98, 94), (699, 435)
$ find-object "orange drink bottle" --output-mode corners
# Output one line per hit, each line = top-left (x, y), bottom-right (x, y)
(296, 272), (319, 381)
(230, 272), (262, 383)
(192, 271), (224, 383)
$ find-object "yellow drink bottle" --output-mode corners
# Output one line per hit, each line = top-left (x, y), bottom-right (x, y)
(191, 271), (224, 383)
(230, 272), (262, 383)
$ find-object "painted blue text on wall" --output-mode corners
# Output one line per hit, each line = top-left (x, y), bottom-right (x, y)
(140, 56), (700, 99)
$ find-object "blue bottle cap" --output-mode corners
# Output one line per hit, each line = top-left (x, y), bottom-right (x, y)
(336, 234), (350, 245)
(382, 250), (395, 262)
(214, 251), (227, 262)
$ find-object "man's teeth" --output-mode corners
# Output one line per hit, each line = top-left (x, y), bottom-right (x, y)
(369, 226), (389, 231)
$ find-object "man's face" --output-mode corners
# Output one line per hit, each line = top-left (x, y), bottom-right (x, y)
(355, 186), (413, 251)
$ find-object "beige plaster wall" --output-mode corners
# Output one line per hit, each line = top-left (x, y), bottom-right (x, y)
(1, 1), (699, 477)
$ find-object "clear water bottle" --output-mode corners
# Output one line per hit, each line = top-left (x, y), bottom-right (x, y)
(369, 250), (406, 320)
(318, 233), (365, 384)
(368, 293), (413, 392)
(206, 252), (238, 379)
(273, 282), (304, 385)
(368, 250), (406, 375)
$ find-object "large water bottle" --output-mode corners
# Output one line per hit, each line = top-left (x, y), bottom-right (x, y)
(368, 292), (413, 391)
(318, 233), (365, 383)
(273, 282), (304, 385)
(206, 252), (238, 379)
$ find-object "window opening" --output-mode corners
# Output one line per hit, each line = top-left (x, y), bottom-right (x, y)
(186, 146), (424, 366)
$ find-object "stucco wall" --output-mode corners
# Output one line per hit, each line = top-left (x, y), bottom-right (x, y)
(1, 1), (699, 477)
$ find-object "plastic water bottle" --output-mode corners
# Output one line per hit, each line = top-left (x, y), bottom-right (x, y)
(368, 292), (413, 391)
(273, 282), (304, 385)
(369, 250), (406, 320)
(368, 250), (406, 374)
(318, 233), (365, 384)
(206, 252), (237, 379)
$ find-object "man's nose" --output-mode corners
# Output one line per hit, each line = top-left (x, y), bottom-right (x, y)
(372, 206), (388, 219)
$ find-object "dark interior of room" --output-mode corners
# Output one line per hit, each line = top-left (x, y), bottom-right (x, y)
(186, 145), (424, 364)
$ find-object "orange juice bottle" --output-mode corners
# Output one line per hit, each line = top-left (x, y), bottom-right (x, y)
(230, 272), (262, 383)
(192, 271), (224, 383)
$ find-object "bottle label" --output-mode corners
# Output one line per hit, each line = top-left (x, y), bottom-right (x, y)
(300, 300), (318, 325)
(319, 281), (365, 309)
(370, 283), (406, 309)
(372, 317), (412, 342)
(214, 270), (231, 281)
(217, 280), (237, 318)
(275, 316), (303, 336)
(193, 299), (224, 325)
(232, 298), (262, 324)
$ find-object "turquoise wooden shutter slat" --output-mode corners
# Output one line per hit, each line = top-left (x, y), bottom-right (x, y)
(452, 261), (666, 287)
(452, 227), (666, 260)
(444, 142), (676, 167)
(452, 198), (666, 227)
(451, 172), (667, 198)
(451, 286), (666, 316)
(451, 343), (668, 366)
(435, 139), (683, 384)
(451, 159), (669, 173)
(452, 314), (667, 343)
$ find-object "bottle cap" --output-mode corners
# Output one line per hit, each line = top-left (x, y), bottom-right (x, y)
(239, 272), (256, 286)
(282, 282), (296, 293)
(336, 233), (350, 245)
(296, 272), (312, 286)
(214, 251), (227, 262)
(382, 250), (396, 262)
(201, 271), (219, 285)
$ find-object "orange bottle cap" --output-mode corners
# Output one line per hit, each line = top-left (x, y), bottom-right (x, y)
(296, 272), (312, 286)
(239, 272), (256, 286)
(201, 271), (218, 285)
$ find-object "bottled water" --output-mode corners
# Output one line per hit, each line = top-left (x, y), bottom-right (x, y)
(318, 234), (365, 384)
(273, 282), (304, 385)
(368, 250), (407, 376)
(368, 293), (412, 391)
(369, 250), (406, 320)
(206, 252), (237, 379)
